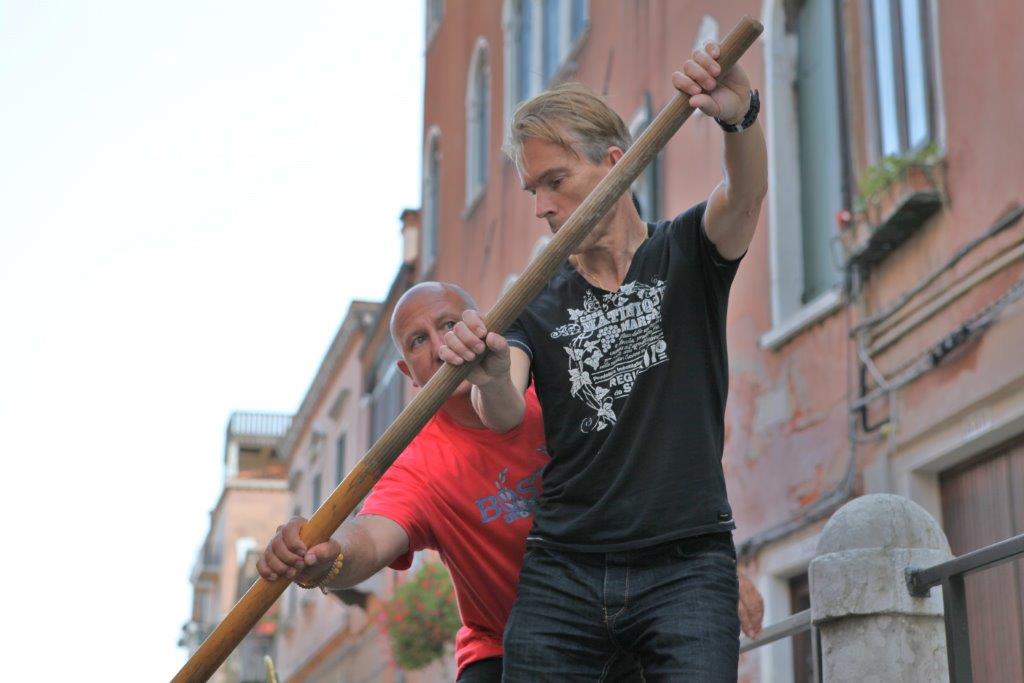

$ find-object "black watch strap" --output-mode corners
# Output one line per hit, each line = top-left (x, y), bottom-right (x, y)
(716, 89), (760, 133)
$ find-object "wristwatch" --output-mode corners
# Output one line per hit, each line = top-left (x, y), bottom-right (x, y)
(716, 89), (760, 133)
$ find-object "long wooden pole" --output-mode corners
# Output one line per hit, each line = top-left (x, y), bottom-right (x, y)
(174, 16), (762, 682)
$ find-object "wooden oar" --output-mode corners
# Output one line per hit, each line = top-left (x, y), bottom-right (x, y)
(173, 15), (763, 682)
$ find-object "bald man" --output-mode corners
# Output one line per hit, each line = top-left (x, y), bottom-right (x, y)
(258, 282), (761, 681)
(258, 281), (555, 682)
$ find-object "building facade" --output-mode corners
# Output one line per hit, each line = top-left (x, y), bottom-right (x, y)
(181, 412), (293, 683)
(414, 2), (1024, 680)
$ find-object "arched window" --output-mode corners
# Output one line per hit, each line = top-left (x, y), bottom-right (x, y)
(422, 127), (441, 275)
(465, 39), (490, 211)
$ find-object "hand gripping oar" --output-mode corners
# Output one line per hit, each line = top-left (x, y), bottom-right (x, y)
(174, 15), (762, 682)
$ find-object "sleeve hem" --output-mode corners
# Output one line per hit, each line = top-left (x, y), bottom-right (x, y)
(506, 338), (534, 359)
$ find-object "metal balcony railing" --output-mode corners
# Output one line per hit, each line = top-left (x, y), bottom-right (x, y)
(227, 412), (293, 439)
(739, 533), (1024, 683)
(739, 608), (821, 682)
(906, 532), (1024, 683)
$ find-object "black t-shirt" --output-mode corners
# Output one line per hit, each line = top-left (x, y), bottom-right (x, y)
(504, 201), (740, 552)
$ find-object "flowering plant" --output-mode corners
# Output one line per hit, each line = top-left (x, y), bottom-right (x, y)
(384, 560), (461, 670)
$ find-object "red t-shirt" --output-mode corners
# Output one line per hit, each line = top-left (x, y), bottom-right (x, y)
(359, 389), (547, 678)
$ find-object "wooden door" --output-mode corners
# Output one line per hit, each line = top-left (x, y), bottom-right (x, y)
(940, 438), (1024, 682)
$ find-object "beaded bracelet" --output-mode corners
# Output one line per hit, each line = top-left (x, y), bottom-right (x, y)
(295, 552), (345, 594)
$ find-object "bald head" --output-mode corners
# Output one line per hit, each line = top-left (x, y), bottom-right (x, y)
(390, 281), (477, 347)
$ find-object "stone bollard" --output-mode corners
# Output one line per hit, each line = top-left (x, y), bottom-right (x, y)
(809, 494), (953, 682)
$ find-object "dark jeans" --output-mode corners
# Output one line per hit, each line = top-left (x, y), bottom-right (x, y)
(458, 656), (503, 682)
(503, 532), (740, 682)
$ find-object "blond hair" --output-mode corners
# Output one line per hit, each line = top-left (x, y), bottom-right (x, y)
(503, 83), (632, 171)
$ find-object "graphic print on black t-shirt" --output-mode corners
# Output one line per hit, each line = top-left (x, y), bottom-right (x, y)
(505, 202), (742, 551)
(549, 278), (668, 432)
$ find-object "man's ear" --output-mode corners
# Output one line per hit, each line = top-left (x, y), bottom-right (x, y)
(396, 359), (418, 387)
(607, 146), (625, 166)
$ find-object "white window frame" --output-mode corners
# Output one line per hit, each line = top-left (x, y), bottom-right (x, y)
(422, 126), (441, 276)
(369, 347), (404, 444)
(758, 0), (845, 351)
(861, 0), (946, 169)
(754, 524), (823, 682)
(503, 0), (538, 133)
(503, 0), (590, 135)
(465, 38), (491, 214)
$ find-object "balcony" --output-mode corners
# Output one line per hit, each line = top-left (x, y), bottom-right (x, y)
(842, 145), (946, 270)
(227, 412), (293, 440)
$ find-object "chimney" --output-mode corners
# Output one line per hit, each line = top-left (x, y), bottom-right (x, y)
(400, 208), (422, 267)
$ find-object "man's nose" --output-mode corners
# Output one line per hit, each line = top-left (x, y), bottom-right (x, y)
(535, 191), (555, 220)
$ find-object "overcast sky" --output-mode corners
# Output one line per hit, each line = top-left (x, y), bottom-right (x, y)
(0, 2), (424, 678)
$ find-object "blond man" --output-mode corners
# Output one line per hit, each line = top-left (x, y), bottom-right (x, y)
(440, 41), (766, 681)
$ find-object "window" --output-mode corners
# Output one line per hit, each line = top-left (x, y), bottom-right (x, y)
(870, 0), (935, 157)
(369, 344), (405, 444)
(570, 0), (588, 42)
(422, 128), (441, 274)
(760, 0), (848, 348)
(503, 0), (537, 129)
(796, 0), (845, 303)
(311, 473), (322, 514)
(335, 434), (347, 487)
(426, 0), (443, 45)
(789, 573), (815, 683)
(541, 0), (562, 83)
(503, 1), (589, 130)
(286, 584), (297, 623)
(541, 0), (587, 83)
(465, 39), (491, 210)
(628, 94), (659, 222)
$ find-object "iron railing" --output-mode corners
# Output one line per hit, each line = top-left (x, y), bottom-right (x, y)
(227, 411), (293, 439)
(906, 532), (1024, 683)
(739, 608), (821, 682)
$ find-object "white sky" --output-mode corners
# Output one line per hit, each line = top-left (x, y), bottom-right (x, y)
(0, 2), (424, 678)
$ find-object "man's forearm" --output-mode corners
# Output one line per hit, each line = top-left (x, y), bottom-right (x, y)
(704, 117), (767, 259)
(721, 120), (767, 209)
(472, 377), (525, 433)
(323, 519), (399, 590)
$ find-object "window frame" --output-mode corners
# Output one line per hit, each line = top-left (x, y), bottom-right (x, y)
(311, 472), (322, 514)
(502, 0), (590, 136)
(421, 126), (441, 276)
(369, 344), (406, 445)
(865, 0), (938, 161)
(759, 0), (851, 350)
(465, 38), (491, 214)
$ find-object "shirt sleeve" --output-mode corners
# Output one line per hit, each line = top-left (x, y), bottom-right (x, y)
(358, 456), (437, 571)
(672, 200), (743, 295)
(503, 315), (534, 360)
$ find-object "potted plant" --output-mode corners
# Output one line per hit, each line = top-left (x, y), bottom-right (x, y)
(383, 560), (462, 671)
(844, 142), (946, 268)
